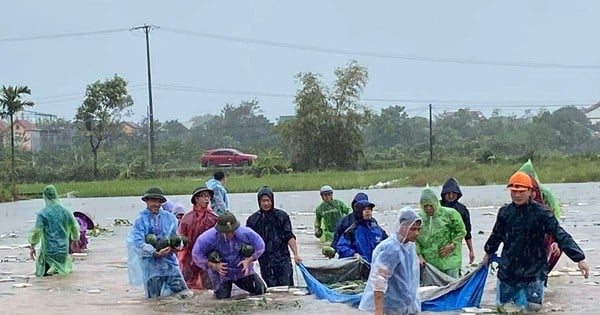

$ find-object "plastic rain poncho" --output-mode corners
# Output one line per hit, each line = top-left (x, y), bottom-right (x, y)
(28, 185), (80, 277)
(359, 207), (422, 315)
(518, 159), (562, 218)
(416, 186), (466, 274)
(127, 208), (183, 296)
(315, 199), (352, 242)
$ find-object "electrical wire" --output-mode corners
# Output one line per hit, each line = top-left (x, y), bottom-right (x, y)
(161, 27), (600, 70)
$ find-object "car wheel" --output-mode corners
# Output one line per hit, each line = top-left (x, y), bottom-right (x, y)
(207, 161), (215, 168)
(240, 160), (249, 167)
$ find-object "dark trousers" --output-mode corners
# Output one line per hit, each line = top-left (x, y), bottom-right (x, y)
(260, 262), (294, 287)
(214, 274), (267, 299)
(146, 275), (187, 298)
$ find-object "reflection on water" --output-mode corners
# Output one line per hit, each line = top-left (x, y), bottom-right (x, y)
(0, 183), (598, 314)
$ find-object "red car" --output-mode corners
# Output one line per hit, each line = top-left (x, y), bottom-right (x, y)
(201, 148), (258, 167)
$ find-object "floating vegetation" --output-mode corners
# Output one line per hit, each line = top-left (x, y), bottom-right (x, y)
(87, 225), (114, 237)
(326, 280), (366, 294)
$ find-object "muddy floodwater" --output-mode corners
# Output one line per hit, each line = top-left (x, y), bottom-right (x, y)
(1, 183), (599, 314)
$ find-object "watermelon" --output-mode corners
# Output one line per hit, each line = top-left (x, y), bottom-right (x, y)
(208, 251), (222, 263)
(240, 243), (254, 258)
(145, 234), (158, 247)
(322, 246), (336, 259)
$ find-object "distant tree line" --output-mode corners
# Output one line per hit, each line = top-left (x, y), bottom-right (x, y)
(1, 61), (600, 187)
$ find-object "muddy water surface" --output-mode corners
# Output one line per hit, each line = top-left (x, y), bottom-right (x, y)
(1, 183), (599, 314)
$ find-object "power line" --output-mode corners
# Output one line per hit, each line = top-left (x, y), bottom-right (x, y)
(0, 28), (130, 43)
(151, 83), (596, 108)
(161, 27), (600, 70)
(4, 26), (600, 69)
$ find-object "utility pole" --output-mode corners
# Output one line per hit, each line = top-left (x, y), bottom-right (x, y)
(429, 104), (433, 166)
(130, 24), (159, 165)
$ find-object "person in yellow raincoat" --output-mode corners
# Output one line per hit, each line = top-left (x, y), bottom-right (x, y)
(416, 185), (466, 278)
(28, 185), (80, 277)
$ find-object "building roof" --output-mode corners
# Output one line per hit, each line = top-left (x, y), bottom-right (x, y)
(582, 101), (600, 114)
(14, 119), (38, 130)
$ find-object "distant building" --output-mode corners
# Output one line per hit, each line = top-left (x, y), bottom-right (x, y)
(0, 119), (41, 152)
(277, 115), (295, 124)
(440, 110), (486, 120)
(121, 121), (141, 136)
(582, 101), (600, 125)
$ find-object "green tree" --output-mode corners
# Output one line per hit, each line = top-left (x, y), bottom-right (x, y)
(0, 85), (34, 182)
(75, 75), (133, 178)
(203, 100), (277, 151)
(279, 60), (370, 170)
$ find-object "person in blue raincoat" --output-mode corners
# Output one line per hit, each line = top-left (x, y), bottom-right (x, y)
(127, 187), (190, 298)
(359, 207), (422, 315)
(335, 199), (387, 263)
(28, 185), (80, 277)
(205, 171), (230, 215)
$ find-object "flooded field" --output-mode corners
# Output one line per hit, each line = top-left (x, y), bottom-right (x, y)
(1, 183), (599, 314)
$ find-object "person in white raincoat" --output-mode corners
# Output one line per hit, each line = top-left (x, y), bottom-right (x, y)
(359, 207), (422, 315)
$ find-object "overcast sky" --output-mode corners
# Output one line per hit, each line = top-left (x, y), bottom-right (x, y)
(2, 0), (600, 123)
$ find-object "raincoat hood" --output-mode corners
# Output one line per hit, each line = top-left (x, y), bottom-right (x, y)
(257, 186), (275, 211)
(518, 159), (540, 183)
(395, 207), (422, 243)
(42, 185), (60, 207)
(351, 192), (369, 208)
(353, 199), (375, 223)
(441, 177), (463, 201)
(420, 186), (441, 216)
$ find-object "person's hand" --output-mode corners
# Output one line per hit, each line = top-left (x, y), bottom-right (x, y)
(210, 261), (228, 276)
(418, 255), (426, 268)
(238, 257), (253, 276)
(293, 255), (302, 265)
(578, 260), (590, 279)
(550, 243), (560, 256)
(482, 253), (490, 266)
(353, 253), (362, 260)
(29, 246), (36, 260)
(468, 250), (475, 264)
(439, 243), (456, 258)
(154, 247), (171, 258)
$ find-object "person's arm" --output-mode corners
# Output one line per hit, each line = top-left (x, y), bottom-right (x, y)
(192, 230), (212, 270)
(340, 200), (352, 215)
(314, 204), (322, 229)
(547, 213), (585, 262)
(370, 246), (398, 315)
(131, 218), (157, 258)
(374, 291), (384, 315)
(212, 187), (227, 213)
(282, 213), (302, 263)
(450, 209), (467, 247)
(483, 207), (506, 264)
(69, 212), (80, 241)
(459, 204), (475, 263)
(335, 236), (356, 258)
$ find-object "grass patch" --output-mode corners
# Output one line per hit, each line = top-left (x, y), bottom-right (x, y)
(15, 155), (600, 199)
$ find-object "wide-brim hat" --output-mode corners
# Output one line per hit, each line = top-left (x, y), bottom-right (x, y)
(141, 187), (167, 203)
(215, 211), (240, 233)
(73, 211), (95, 230)
(191, 186), (214, 204)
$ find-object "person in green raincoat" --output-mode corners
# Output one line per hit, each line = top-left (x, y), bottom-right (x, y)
(314, 185), (352, 243)
(518, 159), (561, 218)
(28, 185), (80, 277)
(415, 185), (466, 278)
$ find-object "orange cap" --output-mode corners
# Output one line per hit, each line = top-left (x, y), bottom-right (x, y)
(507, 171), (532, 191)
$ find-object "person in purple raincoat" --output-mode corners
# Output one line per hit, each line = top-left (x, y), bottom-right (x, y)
(70, 211), (94, 253)
(192, 211), (267, 299)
